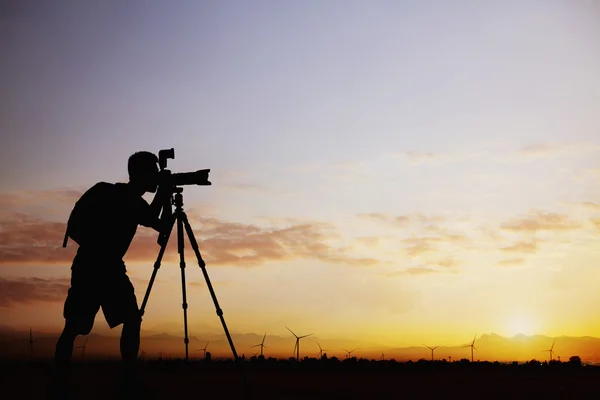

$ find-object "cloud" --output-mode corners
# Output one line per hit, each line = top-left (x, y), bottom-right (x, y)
(0, 189), (83, 213)
(497, 258), (526, 267)
(356, 212), (444, 227)
(387, 151), (439, 165)
(579, 202), (600, 211)
(399, 234), (467, 257)
(0, 212), (77, 264)
(0, 211), (379, 268)
(403, 267), (438, 275)
(357, 213), (410, 226)
(501, 241), (538, 253)
(401, 237), (440, 256)
(517, 142), (566, 158)
(591, 219), (600, 230)
(516, 142), (600, 160)
(379, 262), (459, 277)
(429, 258), (459, 268)
(352, 236), (381, 247)
(500, 211), (581, 232)
(0, 277), (69, 307)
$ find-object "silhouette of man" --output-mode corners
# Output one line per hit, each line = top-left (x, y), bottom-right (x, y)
(53, 151), (170, 388)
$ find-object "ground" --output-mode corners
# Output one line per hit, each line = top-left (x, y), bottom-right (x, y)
(2, 360), (600, 399)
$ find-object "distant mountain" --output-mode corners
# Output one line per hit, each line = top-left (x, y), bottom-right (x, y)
(386, 333), (600, 363)
(2, 329), (600, 363)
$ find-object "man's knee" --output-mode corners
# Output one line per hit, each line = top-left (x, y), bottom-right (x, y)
(63, 318), (93, 336)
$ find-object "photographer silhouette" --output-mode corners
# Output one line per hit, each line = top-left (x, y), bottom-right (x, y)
(53, 151), (170, 394)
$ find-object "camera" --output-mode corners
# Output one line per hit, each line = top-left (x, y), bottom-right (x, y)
(158, 148), (211, 187)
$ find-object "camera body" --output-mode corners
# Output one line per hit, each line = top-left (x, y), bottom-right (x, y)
(158, 148), (211, 187)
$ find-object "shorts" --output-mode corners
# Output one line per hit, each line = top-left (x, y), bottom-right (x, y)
(63, 267), (140, 334)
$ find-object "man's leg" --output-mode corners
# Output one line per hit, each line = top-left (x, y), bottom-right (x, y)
(103, 272), (143, 394)
(55, 320), (79, 367)
(120, 314), (141, 363)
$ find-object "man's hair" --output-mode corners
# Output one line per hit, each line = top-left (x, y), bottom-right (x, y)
(128, 151), (159, 180)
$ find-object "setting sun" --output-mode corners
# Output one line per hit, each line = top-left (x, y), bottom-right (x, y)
(505, 315), (538, 336)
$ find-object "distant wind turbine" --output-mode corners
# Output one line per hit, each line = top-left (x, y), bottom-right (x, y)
(343, 348), (356, 359)
(28, 327), (34, 362)
(252, 333), (267, 356)
(76, 337), (89, 363)
(380, 352), (385, 361)
(462, 335), (477, 362)
(140, 350), (146, 361)
(543, 340), (556, 361)
(286, 326), (313, 362)
(196, 341), (210, 359)
(316, 342), (330, 358)
(423, 344), (439, 361)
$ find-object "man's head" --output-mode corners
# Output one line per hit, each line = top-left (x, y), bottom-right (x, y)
(128, 151), (159, 193)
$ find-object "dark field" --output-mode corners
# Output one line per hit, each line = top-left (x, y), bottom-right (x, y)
(3, 359), (600, 399)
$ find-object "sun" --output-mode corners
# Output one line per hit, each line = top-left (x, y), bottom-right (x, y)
(505, 315), (537, 336)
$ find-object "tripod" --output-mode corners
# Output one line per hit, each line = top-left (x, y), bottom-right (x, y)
(139, 187), (240, 362)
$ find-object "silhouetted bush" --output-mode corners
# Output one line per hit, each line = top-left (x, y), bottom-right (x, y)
(569, 356), (582, 367)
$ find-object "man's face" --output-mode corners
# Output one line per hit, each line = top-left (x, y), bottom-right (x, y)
(132, 163), (159, 193)
(145, 164), (160, 193)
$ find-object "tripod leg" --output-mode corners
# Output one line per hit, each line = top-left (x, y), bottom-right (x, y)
(176, 214), (190, 362)
(181, 211), (252, 399)
(181, 212), (240, 361)
(139, 216), (176, 318)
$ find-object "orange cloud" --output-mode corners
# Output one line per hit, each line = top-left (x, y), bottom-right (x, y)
(497, 258), (526, 267)
(501, 241), (538, 253)
(401, 237), (440, 256)
(429, 258), (459, 268)
(0, 212), (76, 264)
(380, 261), (459, 277)
(579, 202), (600, 211)
(500, 211), (580, 232)
(0, 277), (69, 307)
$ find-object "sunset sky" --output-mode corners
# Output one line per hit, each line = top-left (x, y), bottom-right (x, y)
(1, 0), (600, 358)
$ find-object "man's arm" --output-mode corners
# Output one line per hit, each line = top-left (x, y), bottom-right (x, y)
(141, 186), (172, 232)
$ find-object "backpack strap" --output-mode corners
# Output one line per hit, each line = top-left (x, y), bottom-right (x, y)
(62, 229), (69, 248)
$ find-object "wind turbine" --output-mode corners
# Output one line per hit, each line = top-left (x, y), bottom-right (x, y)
(380, 352), (385, 361)
(543, 340), (556, 361)
(462, 335), (477, 362)
(343, 348), (356, 359)
(252, 333), (267, 357)
(316, 342), (330, 358)
(196, 341), (210, 359)
(286, 326), (313, 362)
(28, 327), (34, 362)
(423, 344), (439, 361)
(76, 337), (88, 363)
(139, 350), (146, 361)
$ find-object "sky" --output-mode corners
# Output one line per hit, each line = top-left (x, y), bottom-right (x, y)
(1, 0), (600, 359)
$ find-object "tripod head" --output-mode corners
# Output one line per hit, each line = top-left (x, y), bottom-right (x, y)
(157, 187), (184, 246)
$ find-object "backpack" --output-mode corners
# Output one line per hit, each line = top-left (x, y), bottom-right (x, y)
(62, 182), (116, 248)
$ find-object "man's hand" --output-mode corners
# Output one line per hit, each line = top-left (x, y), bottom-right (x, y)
(149, 184), (172, 221)
(155, 184), (172, 204)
